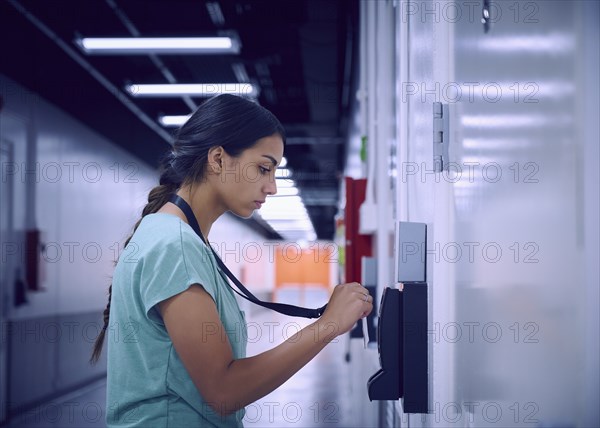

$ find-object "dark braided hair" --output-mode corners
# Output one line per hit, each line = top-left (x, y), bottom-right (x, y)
(90, 94), (285, 364)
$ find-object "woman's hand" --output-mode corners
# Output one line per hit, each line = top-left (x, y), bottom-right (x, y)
(320, 282), (374, 339)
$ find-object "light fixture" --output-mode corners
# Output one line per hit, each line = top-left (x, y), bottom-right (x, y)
(275, 168), (292, 179)
(158, 115), (190, 127)
(257, 193), (317, 241)
(126, 83), (259, 98)
(272, 187), (298, 197)
(75, 37), (240, 54)
(275, 178), (296, 188)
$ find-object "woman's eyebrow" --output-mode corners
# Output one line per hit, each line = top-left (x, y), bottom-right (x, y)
(262, 155), (277, 167)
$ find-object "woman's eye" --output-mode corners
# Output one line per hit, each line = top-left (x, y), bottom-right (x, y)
(259, 166), (272, 175)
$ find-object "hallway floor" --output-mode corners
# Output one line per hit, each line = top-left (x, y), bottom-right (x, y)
(6, 289), (361, 428)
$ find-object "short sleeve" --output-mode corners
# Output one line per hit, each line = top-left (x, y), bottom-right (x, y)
(139, 220), (219, 325)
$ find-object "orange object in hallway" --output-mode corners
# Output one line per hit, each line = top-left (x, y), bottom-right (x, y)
(273, 243), (334, 306)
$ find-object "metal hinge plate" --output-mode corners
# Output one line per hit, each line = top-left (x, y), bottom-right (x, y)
(433, 102), (449, 172)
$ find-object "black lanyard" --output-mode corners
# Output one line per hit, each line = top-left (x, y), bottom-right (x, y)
(169, 195), (327, 319)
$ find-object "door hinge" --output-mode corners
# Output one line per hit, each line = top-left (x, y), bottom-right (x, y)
(433, 102), (449, 172)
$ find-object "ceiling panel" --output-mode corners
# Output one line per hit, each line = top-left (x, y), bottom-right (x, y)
(0, 0), (358, 240)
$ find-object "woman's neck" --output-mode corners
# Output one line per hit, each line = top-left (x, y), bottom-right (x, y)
(180, 184), (225, 239)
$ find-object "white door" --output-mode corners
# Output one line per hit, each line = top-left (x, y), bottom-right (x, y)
(396, 1), (598, 427)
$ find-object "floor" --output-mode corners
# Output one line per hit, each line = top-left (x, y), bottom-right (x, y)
(5, 289), (361, 428)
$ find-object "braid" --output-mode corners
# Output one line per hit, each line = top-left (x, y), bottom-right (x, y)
(90, 167), (179, 364)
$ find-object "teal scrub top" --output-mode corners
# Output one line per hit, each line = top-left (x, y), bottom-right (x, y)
(106, 213), (248, 427)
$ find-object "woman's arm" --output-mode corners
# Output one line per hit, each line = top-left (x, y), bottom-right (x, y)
(159, 282), (372, 416)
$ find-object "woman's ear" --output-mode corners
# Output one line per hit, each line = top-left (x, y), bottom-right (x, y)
(207, 146), (224, 172)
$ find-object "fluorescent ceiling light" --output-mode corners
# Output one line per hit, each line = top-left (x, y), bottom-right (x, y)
(126, 83), (259, 97)
(261, 209), (308, 218)
(272, 187), (298, 197)
(261, 213), (309, 221)
(276, 179), (296, 188)
(265, 195), (303, 205)
(257, 192), (317, 240)
(76, 37), (240, 54)
(159, 115), (190, 127)
(266, 222), (314, 230)
(275, 168), (292, 179)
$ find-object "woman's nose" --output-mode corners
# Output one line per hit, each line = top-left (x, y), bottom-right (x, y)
(266, 177), (277, 195)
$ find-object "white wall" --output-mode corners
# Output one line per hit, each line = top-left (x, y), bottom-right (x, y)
(388, 1), (599, 427)
(349, 1), (599, 427)
(0, 73), (282, 413)
(0, 73), (282, 321)
(0, 73), (162, 412)
(1, 74), (157, 320)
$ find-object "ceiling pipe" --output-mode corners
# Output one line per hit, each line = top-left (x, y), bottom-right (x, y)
(7, 0), (172, 143)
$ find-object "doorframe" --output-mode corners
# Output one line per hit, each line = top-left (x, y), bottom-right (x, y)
(0, 137), (15, 425)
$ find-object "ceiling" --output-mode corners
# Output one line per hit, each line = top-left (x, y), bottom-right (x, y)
(0, 0), (359, 240)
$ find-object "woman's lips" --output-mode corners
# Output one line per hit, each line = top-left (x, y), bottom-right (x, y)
(254, 201), (263, 209)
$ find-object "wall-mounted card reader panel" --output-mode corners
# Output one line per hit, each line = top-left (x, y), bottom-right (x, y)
(396, 221), (427, 283)
(367, 221), (429, 414)
(366, 287), (402, 400)
(367, 286), (428, 413)
(402, 283), (428, 413)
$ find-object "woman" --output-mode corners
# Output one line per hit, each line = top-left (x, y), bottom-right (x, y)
(91, 94), (373, 427)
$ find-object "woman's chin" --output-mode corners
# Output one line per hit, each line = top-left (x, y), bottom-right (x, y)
(229, 208), (254, 219)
